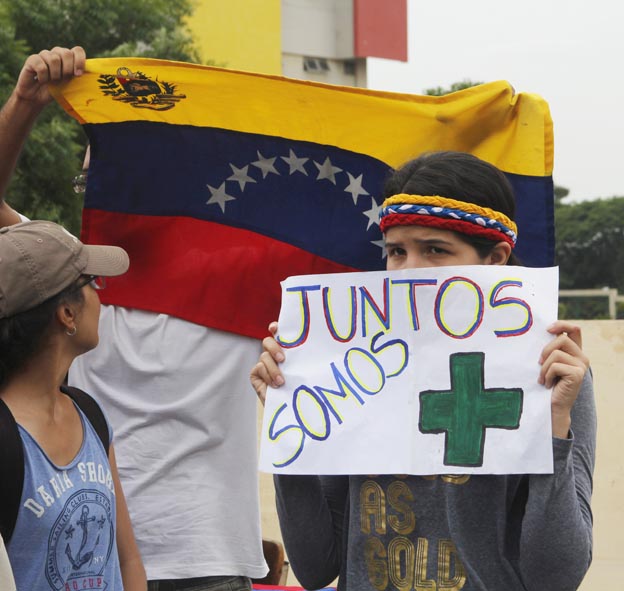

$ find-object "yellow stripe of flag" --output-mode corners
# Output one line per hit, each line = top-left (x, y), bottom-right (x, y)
(51, 58), (553, 178)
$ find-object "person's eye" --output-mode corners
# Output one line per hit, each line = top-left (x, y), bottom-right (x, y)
(386, 246), (405, 258)
(426, 246), (448, 255)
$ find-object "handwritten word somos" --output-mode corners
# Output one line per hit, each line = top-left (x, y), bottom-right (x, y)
(268, 331), (408, 467)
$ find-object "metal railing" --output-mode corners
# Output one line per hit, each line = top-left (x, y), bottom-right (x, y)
(559, 288), (623, 319)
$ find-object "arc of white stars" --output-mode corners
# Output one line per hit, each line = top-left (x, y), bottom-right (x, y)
(251, 150), (279, 178)
(227, 164), (257, 191)
(362, 197), (382, 230)
(314, 157), (342, 185)
(344, 172), (369, 205)
(206, 182), (236, 212)
(282, 149), (309, 175)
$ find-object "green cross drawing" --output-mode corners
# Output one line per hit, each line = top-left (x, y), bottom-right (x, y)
(419, 352), (523, 467)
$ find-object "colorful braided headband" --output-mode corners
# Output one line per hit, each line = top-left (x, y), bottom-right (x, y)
(379, 194), (518, 247)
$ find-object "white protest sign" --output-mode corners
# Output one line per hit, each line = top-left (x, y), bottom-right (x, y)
(259, 265), (559, 475)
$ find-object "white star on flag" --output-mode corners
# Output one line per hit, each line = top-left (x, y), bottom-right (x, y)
(344, 172), (369, 204)
(362, 197), (382, 230)
(281, 149), (309, 175)
(314, 157), (343, 185)
(227, 164), (257, 191)
(252, 151), (280, 178)
(206, 182), (236, 212)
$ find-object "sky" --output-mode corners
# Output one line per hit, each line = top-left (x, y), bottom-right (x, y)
(366, 0), (623, 202)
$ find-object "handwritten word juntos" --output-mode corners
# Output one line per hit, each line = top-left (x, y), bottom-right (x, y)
(276, 276), (533, 348)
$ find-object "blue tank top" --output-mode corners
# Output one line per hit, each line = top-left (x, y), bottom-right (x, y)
(7, 404), (123, 591)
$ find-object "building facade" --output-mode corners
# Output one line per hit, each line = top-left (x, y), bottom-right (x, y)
(187, 0), (407, 87)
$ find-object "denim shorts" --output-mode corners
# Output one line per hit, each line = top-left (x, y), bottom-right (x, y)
(147, 575), (252, 591)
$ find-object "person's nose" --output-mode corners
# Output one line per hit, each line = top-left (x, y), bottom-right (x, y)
(404, 252), (430, 269)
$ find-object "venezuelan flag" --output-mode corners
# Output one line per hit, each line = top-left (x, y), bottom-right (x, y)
(52, 59), (554, 339)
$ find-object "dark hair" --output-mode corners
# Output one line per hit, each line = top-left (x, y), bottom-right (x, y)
(0, 283), (85, 389)
(383, 151), (521, 265)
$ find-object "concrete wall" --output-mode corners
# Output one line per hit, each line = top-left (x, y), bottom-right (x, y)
(258, 320), (624, 588)
(577, 320), (623, 589)
(282, 0), (354, 59)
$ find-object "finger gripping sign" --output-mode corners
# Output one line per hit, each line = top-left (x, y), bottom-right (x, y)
(259, 265), (558, 475)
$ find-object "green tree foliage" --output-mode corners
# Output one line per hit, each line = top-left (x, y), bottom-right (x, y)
(7, 0), (198, 61)
(554, 184), (569, 204)
(105, 27), (201, 63)
(554, 187), (623, 319)
(0, 6), (28, 89)
(555, 196), (624, 292)
(2, 0), (200, 233)
(424, 79), (485, 96)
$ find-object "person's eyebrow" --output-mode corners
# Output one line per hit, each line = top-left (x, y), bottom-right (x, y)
(385, 237), (456, 247)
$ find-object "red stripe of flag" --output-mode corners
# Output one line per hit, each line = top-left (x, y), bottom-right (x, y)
(83, 209), (359, 338)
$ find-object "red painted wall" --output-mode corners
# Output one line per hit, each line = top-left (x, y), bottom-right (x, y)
(353, 0), (408, 61)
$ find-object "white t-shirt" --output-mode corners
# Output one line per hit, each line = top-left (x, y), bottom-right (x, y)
(0, 536), (16, 591)
(70, 305), (267, 580)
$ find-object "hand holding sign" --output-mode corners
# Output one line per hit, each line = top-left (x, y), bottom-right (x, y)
(539, 321), (590, 438)
(251, 322), (284, 403)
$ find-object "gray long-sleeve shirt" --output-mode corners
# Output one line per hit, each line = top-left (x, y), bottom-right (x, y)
(275, 372), (596, 591)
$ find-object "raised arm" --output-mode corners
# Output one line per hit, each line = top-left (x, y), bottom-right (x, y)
(0, 46), (85, 227)
(519, 321), (596, 589)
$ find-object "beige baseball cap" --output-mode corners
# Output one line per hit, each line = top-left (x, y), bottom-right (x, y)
(0, 220), (129, 319)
